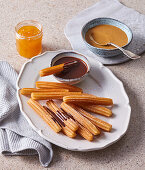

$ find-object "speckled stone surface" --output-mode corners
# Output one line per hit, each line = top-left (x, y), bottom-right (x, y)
(0, 0), (145, 169)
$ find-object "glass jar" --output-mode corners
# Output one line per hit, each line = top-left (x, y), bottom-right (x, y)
(15, 20), (43, 59)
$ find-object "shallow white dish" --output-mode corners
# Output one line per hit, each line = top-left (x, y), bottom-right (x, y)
(17, 50), (131, 151)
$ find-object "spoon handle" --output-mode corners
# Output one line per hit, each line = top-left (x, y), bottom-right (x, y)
(110, 43), (141, 60)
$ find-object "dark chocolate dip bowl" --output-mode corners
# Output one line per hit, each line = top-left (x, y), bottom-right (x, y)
(51, 51), (90, 85)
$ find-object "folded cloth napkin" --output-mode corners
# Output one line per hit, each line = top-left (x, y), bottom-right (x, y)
(0, 61), (53, 167)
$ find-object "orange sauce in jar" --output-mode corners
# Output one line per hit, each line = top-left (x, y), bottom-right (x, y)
(15, 20), (43, 59)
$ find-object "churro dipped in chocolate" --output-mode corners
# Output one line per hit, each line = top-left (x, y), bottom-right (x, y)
(39, 61), (78, 77)
(46, 100), (79, 132)
(76, 103), (112, 117)
(20, 88), (69, 96)
(27, 98), (61, 133)
(72, 105), (112, 132)
(63, 94), (113, 106)
(36, 81), (83, 92)
(61, 102), (100, 135)
(31, 91), (82, 100)
(43, 106), (76, 138)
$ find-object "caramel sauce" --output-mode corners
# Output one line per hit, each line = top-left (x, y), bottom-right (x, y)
(85, 24), (128, 49)
(53, 56), (88, 79)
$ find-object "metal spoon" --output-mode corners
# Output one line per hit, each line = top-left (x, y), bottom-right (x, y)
(89, 34), (141, 59)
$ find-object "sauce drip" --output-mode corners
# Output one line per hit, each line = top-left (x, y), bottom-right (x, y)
(53, 56), (88, 79)
(85, 24), (128, 49)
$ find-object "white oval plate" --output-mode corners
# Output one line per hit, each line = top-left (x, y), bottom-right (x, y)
(17, 50), (131, 151)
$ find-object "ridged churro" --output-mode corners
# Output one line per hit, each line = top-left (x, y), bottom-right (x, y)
(27, 98), (61, 133)
(74, 105), (112, 132)
(76, 103), (112, 117)
(31, 92), (82, 100)
(63, 94), (113, 106)
(62, 126), (77, 138)
(39, 61), (78, 77)
(77, 123), (94, 141)
(20, 88), (69, 96)
(46, 100), (78, 132)
(36, 81), (83, 92)
(39, 64), (64, 77)
(61, 102), (100, 135)
(43, 106), (76, 138)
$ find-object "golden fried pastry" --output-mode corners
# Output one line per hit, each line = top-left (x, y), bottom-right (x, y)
(61, 102), (100, 135)
(77, 123), (94, 141)
(27, 98), (61, 133)
(36, 81), (83, 92)
(39, 61), (77, 77)
(76, 103), (112, 117)
(43, 106), (76, 138)
(63, 94), (113, 106)
(31, 92), (82, 100)
(20, 88), (69, 96)
(61, 126), (77, 138)
(46, 100), (79, 132)
(74, 105), (112, 132)
(39, 64), (64, 77)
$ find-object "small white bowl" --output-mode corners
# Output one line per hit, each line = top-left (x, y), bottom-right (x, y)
(51, 51), (90, 85)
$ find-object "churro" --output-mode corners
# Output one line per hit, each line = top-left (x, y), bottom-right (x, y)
(77, 103), (112, 117)
(46, 100), (78, 132)
(27, 98), (61, 133)
(43, 106), (76, 138)
(39, 61), (78, 77)
(31, 92), (82, 100)
(36, 81), (83, 92)
(74, 105), (112, 132)
(77, 123), (94, 141)
(61, 102), (100, 135)
(62, 126), (77, 138)
(39, 64), (64, 77)
(20, 88), (69, 96)
(63, 94), (113, 106)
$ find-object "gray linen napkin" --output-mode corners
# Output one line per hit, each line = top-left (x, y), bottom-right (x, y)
(0, 61), (53, 167)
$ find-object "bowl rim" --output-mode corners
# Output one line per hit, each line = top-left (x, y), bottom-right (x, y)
(81, 17), (133, 51)
(50, 51), (90, 83)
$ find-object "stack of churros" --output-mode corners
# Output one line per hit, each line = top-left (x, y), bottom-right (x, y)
(21, 81), (113, 141)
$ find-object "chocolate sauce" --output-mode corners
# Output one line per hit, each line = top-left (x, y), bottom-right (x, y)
(60, 108), (74, 120)
(57, 111), (67, 120)
(53, 56), (88, 79)
(43, 106), (65, 127)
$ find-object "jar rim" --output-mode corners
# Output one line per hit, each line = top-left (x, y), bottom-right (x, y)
(15, 20), (43, 39)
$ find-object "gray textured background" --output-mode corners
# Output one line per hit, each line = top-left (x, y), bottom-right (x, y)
(0, 0), (145, 169)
